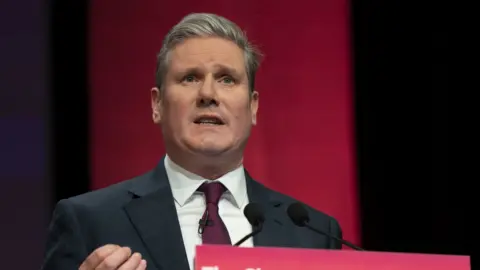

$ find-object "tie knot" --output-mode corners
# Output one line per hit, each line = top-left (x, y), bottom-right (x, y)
(199, 182), (226, 204)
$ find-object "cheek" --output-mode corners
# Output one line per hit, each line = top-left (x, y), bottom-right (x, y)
(230, 104), (254, 128)
(163, 101), (191, 129)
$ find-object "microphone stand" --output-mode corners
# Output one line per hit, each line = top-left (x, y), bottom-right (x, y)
(304, 222), (364, 250)
(233, 223), (263, 246)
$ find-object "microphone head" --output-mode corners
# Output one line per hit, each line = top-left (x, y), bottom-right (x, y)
(287, 202), (310, 227)
(243, 203), (265, 227)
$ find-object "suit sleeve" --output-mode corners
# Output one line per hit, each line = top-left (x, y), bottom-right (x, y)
(41, 199), (88, 270)
(329, 217), (343, 249)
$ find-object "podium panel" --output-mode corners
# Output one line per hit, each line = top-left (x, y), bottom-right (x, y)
(195, 245), (470, 270)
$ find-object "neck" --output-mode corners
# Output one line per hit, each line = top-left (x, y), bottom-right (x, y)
(166, 152), (243, 180)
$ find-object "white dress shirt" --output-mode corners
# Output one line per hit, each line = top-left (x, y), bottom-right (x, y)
(164, 155), (254, 270)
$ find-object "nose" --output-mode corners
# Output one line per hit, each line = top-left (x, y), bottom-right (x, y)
(197, 74), (219, 107)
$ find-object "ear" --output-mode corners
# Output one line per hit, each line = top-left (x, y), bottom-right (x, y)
(151, 87), (163, 124)
(250, 91), (259, 125)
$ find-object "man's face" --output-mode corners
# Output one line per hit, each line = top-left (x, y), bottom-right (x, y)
(151, 37), (259, 158)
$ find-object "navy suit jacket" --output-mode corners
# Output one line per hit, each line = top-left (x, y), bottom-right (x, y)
(41, 159), (342, 270)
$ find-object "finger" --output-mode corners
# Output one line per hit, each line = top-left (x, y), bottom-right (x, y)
(134, 260), (147, 270)
(118, 252), (142, 270)
(79, 244), (120, 270)
(96, 246), (132, 270)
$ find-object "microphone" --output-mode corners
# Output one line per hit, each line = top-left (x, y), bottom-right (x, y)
(287, 202), (364, 251)
(233, 203), (265, 246)
(198, 210), (211, 234)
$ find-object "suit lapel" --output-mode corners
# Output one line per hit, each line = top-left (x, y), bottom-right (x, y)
(245, 171), (294, 248)
(124, 161), (190, 270)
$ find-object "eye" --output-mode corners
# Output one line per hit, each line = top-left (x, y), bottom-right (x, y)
(220, 76), (235, 85)
(182, 74), (197, 83)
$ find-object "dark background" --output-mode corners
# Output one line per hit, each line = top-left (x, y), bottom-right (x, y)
(1, 0), (460, 269)
(351, 1), (459, 255)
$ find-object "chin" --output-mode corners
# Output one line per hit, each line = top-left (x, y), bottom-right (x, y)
(186, 140), (232, 156)
(197, 145), (230, 156)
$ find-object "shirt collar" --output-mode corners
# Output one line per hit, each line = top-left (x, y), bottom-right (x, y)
(164, 155), (247, 209)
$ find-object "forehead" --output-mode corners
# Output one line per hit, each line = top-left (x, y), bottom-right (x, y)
(167, 37), (246, 73)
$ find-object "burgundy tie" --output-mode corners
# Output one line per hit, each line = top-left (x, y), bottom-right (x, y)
(198, 182), (231, 245)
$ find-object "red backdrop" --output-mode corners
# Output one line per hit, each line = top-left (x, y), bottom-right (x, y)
(89, 1), (360, 245)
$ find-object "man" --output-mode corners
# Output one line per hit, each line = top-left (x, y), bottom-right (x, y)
(41, 13), (343, 270)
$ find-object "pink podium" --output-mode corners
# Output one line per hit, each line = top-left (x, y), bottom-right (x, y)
(195, 245), (470, 270)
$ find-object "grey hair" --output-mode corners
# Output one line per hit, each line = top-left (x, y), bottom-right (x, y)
(155, 13), (262, 92)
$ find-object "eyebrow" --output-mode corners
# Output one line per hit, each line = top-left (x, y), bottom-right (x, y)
(212, 64), (242, 77)
(176, 64), (244, 78)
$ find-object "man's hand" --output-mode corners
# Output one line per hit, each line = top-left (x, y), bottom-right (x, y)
(79, 244), (147, 270)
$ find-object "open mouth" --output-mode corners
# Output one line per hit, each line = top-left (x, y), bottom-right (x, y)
(193, 115), (225, 125)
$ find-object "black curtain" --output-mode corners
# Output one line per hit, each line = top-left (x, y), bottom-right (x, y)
(352, 0), (463, 256)
(50, 0), (90, 205)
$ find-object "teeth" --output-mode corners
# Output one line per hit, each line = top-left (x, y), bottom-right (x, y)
(195, 117), (222, 125)
(200, 120), (216, 124)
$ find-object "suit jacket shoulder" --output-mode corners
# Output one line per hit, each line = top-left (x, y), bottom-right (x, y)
(67, 170), (153, 209)
(41, 169), (166, 270)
